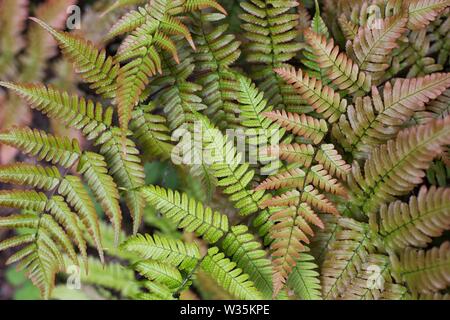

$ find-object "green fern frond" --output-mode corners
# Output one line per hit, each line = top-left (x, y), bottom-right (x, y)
(239, 0), (304, 110)
(77, 151), (122, 245)
(134, 260), (183, 290)
(30, 18), (119, 99)
(141, 185), (229, 243)
(97, 128), (146, 234)
(191, 12), (241, 127)
(0, 82), (113, 140)
(0, 127), (81, 168)
(221, 225), (273, 299)
(121, 233), (200, 271)
(0, 163), (60, 190)
(287, 252), (322, 300)
(200, 247), (262, 300)
(196, 114), (266, 216)
(130, 104), (173, 160)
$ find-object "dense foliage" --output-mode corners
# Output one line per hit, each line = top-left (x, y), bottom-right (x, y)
(0, 0), (449, 300)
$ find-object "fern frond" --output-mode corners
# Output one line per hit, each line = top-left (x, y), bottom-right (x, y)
(30, 18), (119, 99)
(134, 260), (183, 289)
(407, 0), (450, 30)
(130, 104), (173, 160)
(269, 204), (324, 294)
(77, 152), (122, 245)
(341, 254), (393, 300)
(196, 115), (265, 216)
(304, 29), (371, 95)
(347, 15), (408, 83)
(58, 176), (104, 263)
(375, 186), (450, 251)
(200, 247), (262, 300)
(255, 168), (306, 191)
(287, 252), (322, 300)
(263, 110), (328, 144)
(315, 144), (351, 181)
(114, 0), (224, 134)
(0, 163), (60, 190)
(239, 0), (303, 110)
(334, 73), (450, 157)
(267, 143), (315, 166)
(393, 241), (450, 293)
(0, 82), (113, 140)
(321, 218), (374, 300)
(274, 66), (348, 123)
(349, 116), (450, 214)
(191, 12), (241, 127)
(221, 225), (273, 299)
(141, 185), (229, 243)
(121, 233), (200, 271)
(97, 128), (145, 234)
(0, 127), (81, 168)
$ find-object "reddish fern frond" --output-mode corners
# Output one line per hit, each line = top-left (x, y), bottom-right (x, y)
(407, 0), (450, 30)
(315, 144), (351, 181)
(349, 116), (450, 214)
(263, 110), (328, 144)
(255, 168), (306, 191)
(265, 143), (315, 166)
(275, 66), (348, 123)
(306, 165), (347, 197)
(304, 29), (371, 95)
(347, 15), (408, 83)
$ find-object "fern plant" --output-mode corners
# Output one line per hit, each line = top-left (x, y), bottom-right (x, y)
(0, 0), (450, 301)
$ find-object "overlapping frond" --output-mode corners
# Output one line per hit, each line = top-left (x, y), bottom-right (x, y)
(221, 225), (273, 299)
(77, 151), (122, 245)
(0, 82), (113, 140)
(275, 66), (348, 123)
(321, 218), (374, 300)
(97, 128), (146, 234)
(191, 12), (241, 127)
(239, 0), (304, 110)
(141, 185), (229, 243)
(30, 18), (119, 99)
(122, 233), (200, 271)
(334, 73), (450, 158)
(287, 252), (322, 300)
(304, 29), (371, 95)
(113, 0), (225, 134)
(263, 110), (328, 144)
(392, 241), (450, 293)
(374, 186), (450, 251)
(349, 116), (450, 214)
(347, 15), (408, 83)
(200, 247), (262, 300)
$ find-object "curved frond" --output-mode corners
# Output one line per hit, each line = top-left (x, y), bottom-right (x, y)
(200, 247), (262, 300)
(141, 185), (229, 243)
(221, 225), (273, 299)
(0, 127), (81, 168)
(349, 116), (450, 214)
(30, 18), (119, 99)
(121, 233), (200, 271)
(375, 186), (450, 251)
